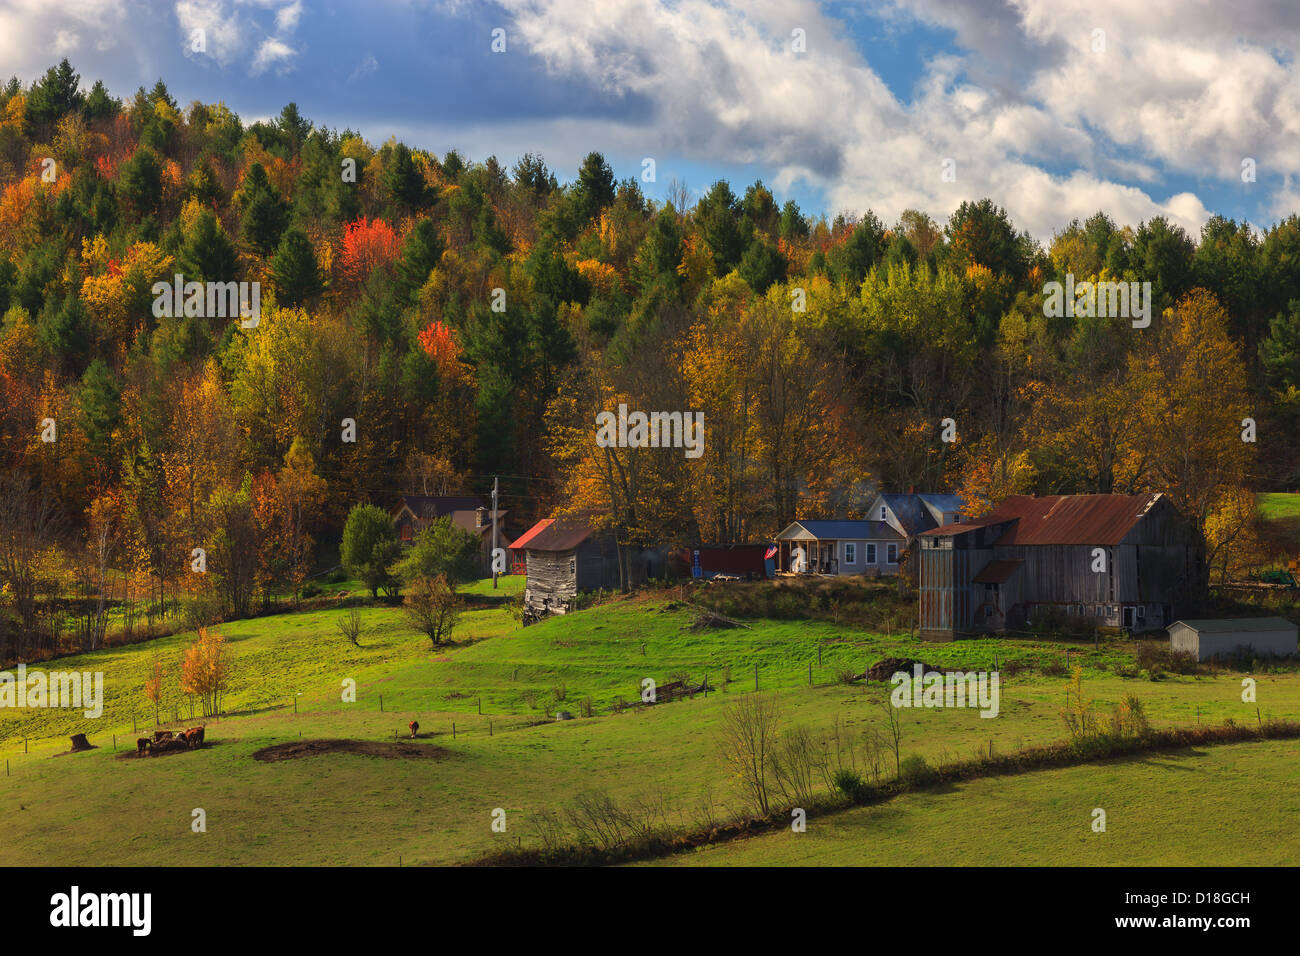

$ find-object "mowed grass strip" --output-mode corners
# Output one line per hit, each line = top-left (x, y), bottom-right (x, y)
(646, 739), (1300, 867)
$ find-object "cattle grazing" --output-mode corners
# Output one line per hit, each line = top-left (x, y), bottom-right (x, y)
(136, 738), (151, 756)
(182, 727), (205, 749)
(153, 730), (173, 742)
(409, 720), (419, 739)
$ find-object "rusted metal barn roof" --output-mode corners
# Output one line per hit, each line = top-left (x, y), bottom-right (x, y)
(509, 518), (553, 551)
(522, 517), (596, 552)
(920, 493), (1166, 546)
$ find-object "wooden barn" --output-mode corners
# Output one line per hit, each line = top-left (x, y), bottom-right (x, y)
(508, 518), (553, 575)
(522, 517), (644, 619)
(917, 493), (1201, 640)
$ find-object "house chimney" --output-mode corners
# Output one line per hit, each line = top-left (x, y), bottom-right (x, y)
(908, 485), (916, 495)
(475, 506), (487, 528)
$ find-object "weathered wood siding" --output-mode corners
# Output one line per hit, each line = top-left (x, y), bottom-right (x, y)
(524, 549), (578, 614)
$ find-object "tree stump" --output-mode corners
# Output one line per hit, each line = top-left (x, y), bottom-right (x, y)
(69, 734), (93, 752)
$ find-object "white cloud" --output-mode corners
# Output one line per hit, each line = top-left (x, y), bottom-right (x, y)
(275, 1), (302, 34)
(176, 0), (244, 67)
(349, 55), (379, 83)
(251, 37), (297, 75)
(52, 30), (81, 55)
(492, 0), (1300, 237)
(0, 0), (126, 69)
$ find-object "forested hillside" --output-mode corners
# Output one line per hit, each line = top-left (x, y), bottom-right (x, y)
(0, 60), (1297, 659)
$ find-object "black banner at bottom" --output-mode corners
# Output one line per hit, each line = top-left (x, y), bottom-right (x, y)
(11, 865), (1282, 942)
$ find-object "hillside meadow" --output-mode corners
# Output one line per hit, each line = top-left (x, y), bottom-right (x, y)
(1, 580), (1297, 866)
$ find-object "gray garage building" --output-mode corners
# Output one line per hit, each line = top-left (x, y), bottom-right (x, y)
(1168, 617), (1298, 662)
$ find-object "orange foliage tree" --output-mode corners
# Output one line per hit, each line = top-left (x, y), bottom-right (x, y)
(338, 216), (400, 288)
(180, 626), (230, 718)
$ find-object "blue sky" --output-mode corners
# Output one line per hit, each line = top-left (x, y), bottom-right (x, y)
(4, 0), (1299, 240)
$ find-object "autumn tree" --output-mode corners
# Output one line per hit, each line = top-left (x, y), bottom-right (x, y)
(402, 573), (461, 647)
(180, 626), (230, 717)
(1130, 289), (1252, 594)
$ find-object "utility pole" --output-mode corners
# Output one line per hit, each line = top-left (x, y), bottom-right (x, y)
(492, 476), (499, 589)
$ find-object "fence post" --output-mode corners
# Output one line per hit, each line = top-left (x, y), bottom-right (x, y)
(379, 695), (383, 713)
(754, 663), (758, 692)
(818, 645), (822, 666)
(477, 698), (482, 715)
(489, 721), (493, 736)
(452, 722), (456, 740)
(704, 673), (708, 699)
(808, 662), (812, 686)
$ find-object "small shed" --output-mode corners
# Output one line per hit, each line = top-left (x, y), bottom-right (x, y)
(676, 544), (775, 580)
(522, 517), (644, 619)
(1168, 617), (1298, 662)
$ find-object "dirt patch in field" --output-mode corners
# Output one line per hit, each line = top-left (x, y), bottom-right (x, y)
(116, 741), (220, 760)
(252, 739), (451, 762)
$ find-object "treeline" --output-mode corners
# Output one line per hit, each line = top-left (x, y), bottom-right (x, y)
(0, 60), (1296, 657)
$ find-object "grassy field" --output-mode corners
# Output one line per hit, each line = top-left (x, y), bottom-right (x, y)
(1, 578), (1297, 866)
(649, 739), (1300, 866)
(1257, 492), (1300, 521)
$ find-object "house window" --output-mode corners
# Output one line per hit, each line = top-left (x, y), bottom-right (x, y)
(865, 543), (877, 564)
(844, 543), (856, 564)
(569, 558), (576, 574)
(886, 543), (898, 564)
(879, 506), (887, 520)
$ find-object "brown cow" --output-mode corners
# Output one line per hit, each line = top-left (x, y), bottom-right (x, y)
(408, 720), (419, 739)
(183, 727), (205, 749)
(136, 738), (151, 756)
(153, 730), (173, 742)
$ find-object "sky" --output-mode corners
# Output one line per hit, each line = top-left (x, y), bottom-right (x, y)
(3, 0), (1298, 241)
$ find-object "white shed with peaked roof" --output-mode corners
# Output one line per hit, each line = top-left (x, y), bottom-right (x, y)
(1168, 617), (1297, 662)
